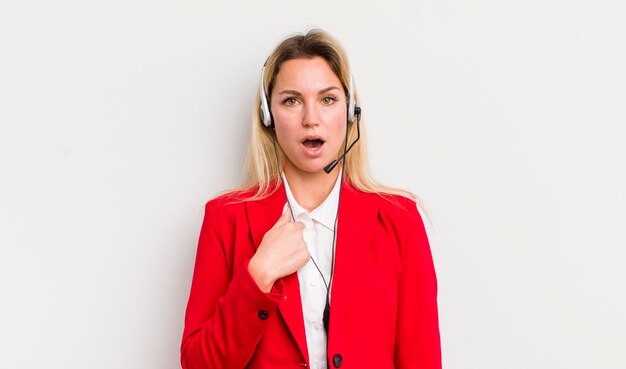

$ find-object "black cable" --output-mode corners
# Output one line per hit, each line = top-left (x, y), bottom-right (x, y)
(269, 106), (357, 363)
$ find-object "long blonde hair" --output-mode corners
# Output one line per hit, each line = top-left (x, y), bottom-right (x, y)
(224, 29), (425, 211)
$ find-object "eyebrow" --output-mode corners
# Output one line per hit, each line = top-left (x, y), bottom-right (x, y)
(277, 86), (340, 96)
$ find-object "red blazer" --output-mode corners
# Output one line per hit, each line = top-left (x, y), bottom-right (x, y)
(181, 181), (441, 369)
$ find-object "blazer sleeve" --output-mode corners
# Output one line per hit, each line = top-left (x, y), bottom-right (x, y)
(394, 197), (442, 369)
(180, 199), (286, 369)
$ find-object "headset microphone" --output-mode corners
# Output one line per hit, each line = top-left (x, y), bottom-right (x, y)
(323, 107), (361, 174)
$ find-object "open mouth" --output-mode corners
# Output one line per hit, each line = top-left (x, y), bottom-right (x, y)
(302, 138), (324, 148)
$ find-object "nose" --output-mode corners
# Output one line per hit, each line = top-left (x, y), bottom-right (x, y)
(302, 102), (320, 127)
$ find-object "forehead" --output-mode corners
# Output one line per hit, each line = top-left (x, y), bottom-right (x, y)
(273, 56), (343, 91)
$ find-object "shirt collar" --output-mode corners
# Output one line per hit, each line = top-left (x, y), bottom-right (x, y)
(281, 167), (343, 231)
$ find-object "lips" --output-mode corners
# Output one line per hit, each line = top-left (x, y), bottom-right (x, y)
(301, 135), (325, 157)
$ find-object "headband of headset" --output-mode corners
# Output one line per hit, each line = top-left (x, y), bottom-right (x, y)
(259, 64), (359, 128)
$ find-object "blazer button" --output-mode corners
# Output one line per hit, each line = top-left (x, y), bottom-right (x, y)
(257, 310), (268, 320)
(332, 354), (343, 368)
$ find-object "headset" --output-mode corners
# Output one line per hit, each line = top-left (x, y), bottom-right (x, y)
(259, 64), (361, 128)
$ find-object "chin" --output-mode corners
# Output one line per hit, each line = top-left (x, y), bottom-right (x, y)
(286, 158), (331, 175)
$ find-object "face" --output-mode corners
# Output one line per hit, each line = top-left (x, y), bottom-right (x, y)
(270, 56), (347, 176)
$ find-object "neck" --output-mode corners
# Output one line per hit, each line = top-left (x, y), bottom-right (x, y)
(283, 165), (341, 212)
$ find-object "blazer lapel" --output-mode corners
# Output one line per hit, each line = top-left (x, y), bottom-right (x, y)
(330, 182), (379, 329)
(245, 185), (309, 363)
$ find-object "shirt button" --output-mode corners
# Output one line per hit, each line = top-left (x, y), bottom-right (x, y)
(257, 310), (268, 320)
(313, 321), (322, 330)
(332, 354), (343, 368)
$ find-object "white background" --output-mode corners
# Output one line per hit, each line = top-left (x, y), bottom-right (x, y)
(1, 1), (625, 368)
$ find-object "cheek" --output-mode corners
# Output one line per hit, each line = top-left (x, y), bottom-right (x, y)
(271, 107), (293, 123)
(273, 123), (298, 151)
(272, 109), (300, 136)
(328, 111), (348, 138)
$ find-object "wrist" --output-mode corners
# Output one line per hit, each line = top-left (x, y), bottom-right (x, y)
(248, 256), (275, 293)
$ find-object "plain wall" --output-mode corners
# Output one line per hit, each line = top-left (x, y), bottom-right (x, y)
(1, 1), (624, 368)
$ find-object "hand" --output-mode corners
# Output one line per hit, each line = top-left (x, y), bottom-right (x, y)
(248, 211), (309, 292)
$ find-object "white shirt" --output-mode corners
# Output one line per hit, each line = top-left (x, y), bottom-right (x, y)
(281, 170), (342, 369)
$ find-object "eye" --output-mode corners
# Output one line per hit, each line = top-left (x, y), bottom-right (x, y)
(282, 97), (298, 106)
(321, 96), (338, 105)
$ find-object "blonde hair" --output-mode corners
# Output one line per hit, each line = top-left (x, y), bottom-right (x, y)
(224, 29), (425, 212)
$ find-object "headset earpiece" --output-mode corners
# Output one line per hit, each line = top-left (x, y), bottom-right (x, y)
(347, 73), (357, 123)
(259, 65), (273, 128)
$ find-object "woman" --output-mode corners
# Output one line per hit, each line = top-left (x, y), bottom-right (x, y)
(181, 29), (441, 369)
